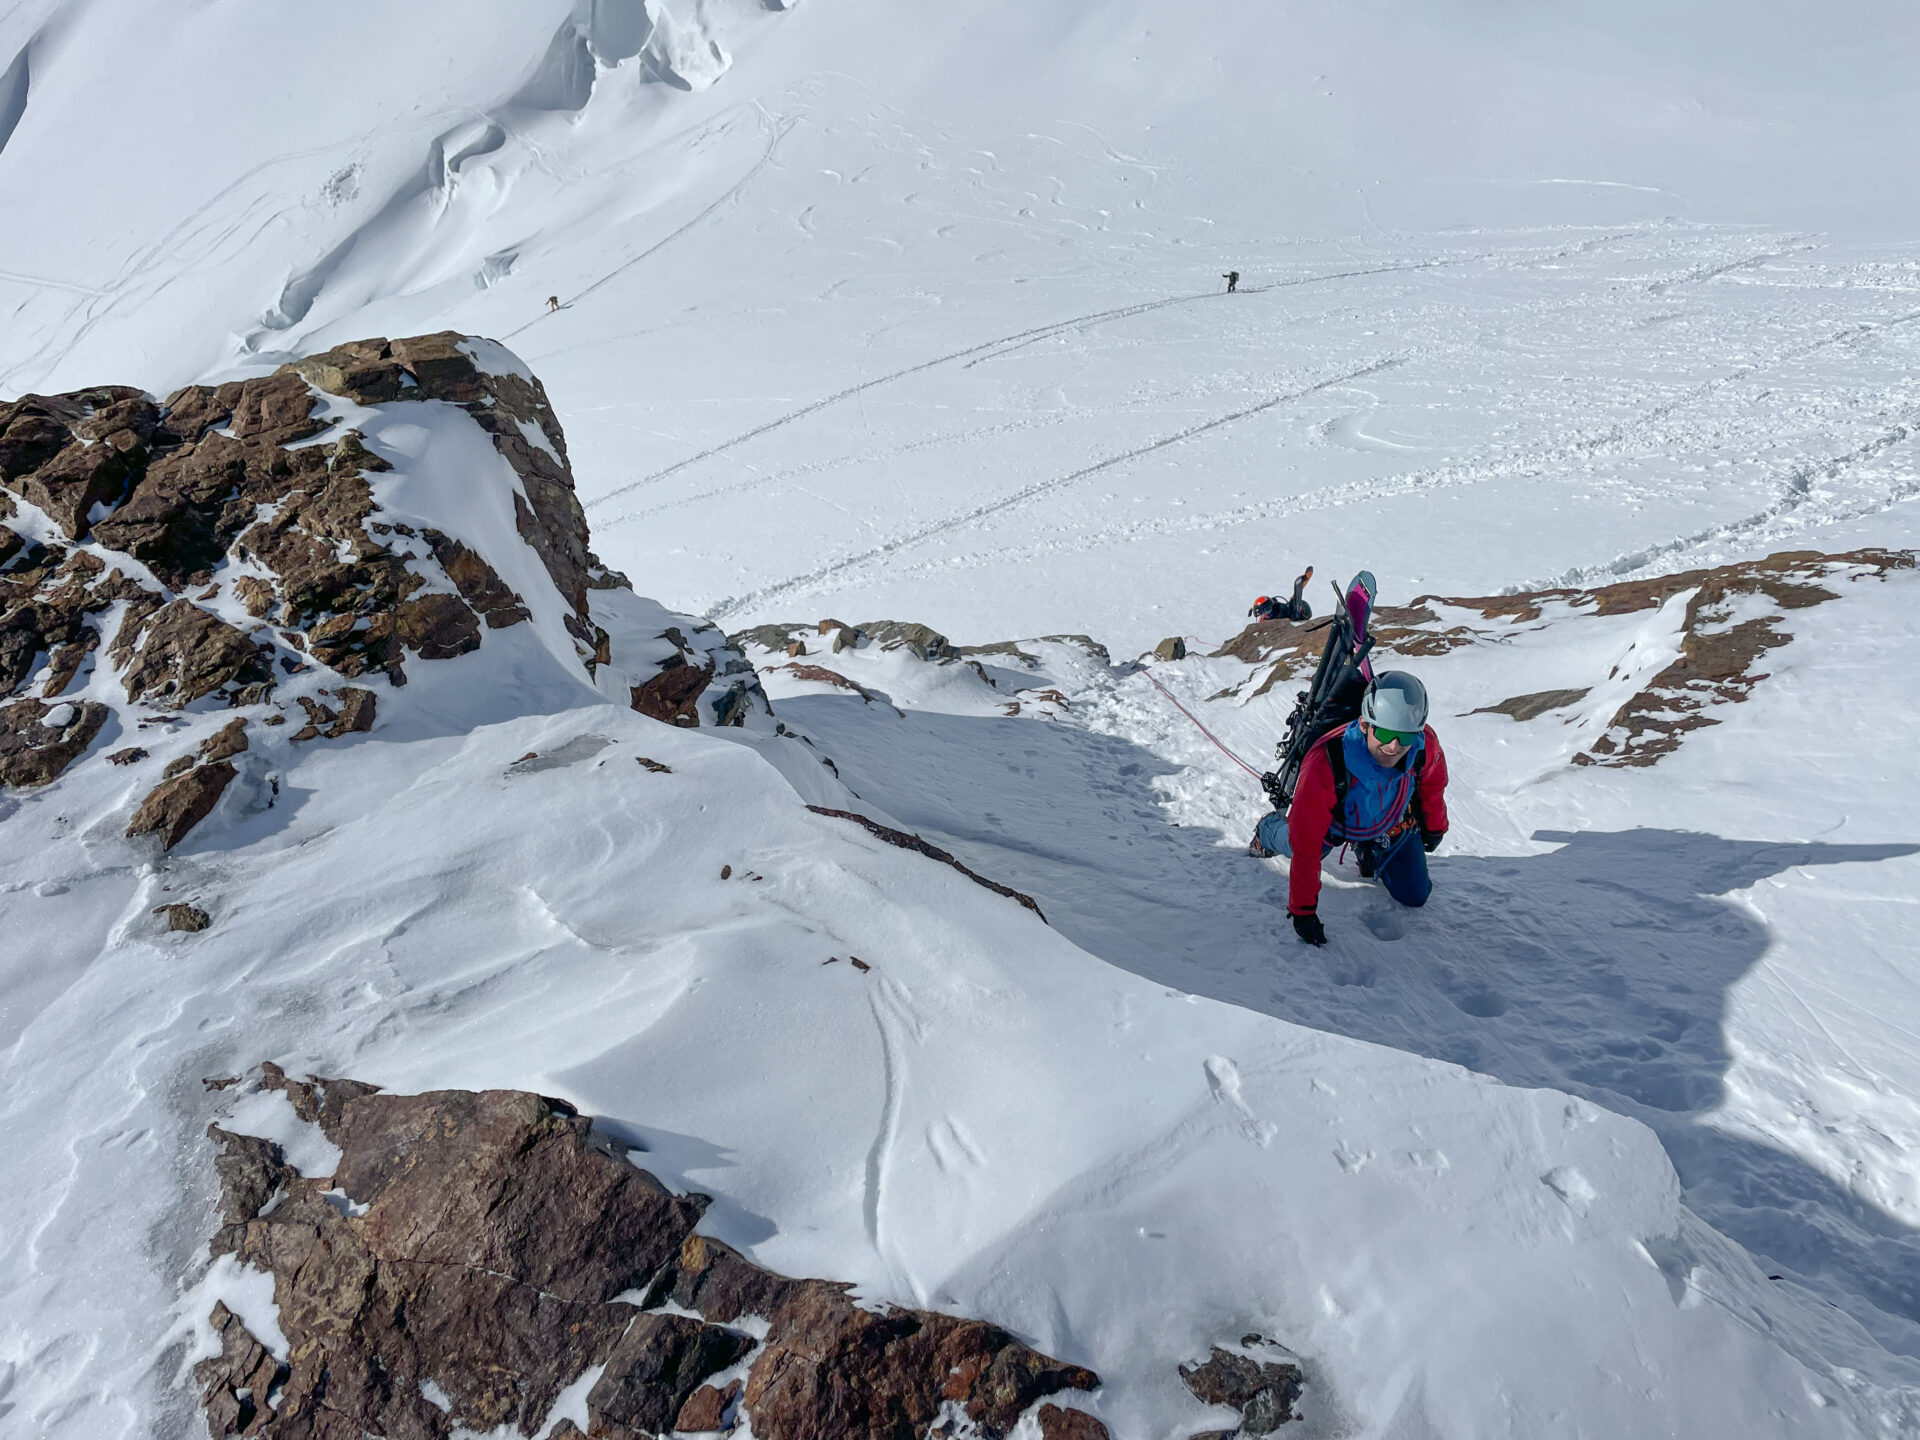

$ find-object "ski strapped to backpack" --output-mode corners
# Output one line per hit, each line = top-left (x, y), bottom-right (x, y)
(1261, 570), (1378, 814)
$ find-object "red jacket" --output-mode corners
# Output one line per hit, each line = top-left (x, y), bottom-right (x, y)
(1287, 723), (1448, 915)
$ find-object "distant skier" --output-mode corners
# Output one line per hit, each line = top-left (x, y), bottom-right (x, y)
(1223, 270), (1240, 293)
(546, 295), (561, 313)
(1284, 672), (1448, 945)
(1249, 567), (1313, 623)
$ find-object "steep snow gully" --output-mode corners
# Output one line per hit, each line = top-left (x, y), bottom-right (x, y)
(783, 681), (1920, 1364)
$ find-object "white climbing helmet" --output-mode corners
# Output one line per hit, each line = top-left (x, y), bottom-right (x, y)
(1361, 671), (1428, 734)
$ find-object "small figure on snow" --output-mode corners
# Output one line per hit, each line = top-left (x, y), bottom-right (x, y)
(1281, 672), (1449, 946)
(546, 295), (561, 313)
(1249, 567), (1314, 623)
(1223, 270), (1241, 293)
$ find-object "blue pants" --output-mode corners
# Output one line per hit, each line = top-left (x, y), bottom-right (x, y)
(1366, 828), (1432, 908)
(1254, 814), (1430, 907)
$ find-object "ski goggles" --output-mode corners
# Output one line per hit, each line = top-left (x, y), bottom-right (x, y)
(1367, 724), (1415, 747)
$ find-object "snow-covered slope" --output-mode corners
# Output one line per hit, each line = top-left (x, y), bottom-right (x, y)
(4, 2), (1920, 1436)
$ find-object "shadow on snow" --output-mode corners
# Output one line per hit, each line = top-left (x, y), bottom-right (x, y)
(779, 694), (1920, 1362)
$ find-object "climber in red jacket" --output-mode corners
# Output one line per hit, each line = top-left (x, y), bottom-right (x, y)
(1287, 671), (1449, 945)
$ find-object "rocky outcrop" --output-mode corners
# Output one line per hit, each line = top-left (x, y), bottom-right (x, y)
(0, 696), (108, 786)
(200, 1071), (1097, 1440)
(1210, 549), (1915, 766)
(1178, 1343), (1304, 1434)
(284, 334), (594, 652)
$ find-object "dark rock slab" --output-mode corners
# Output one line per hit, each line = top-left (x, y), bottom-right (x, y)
(396, 592), (481, 661)
(806, 806), (1048, 923)
(125, 760), (236, 848)
(587, 1312), (753, 1434)
(426, 528), (531, 629)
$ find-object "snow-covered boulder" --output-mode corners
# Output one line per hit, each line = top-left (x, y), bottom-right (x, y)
(0, 332), (768, 847)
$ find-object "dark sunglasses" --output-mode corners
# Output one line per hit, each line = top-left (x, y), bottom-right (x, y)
(1367, 724), (1414, 747)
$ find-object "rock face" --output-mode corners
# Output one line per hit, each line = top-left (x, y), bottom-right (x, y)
(200, 1070), (1098, 1440)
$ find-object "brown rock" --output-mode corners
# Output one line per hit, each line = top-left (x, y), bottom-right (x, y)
(162, 755), (194, 779)
(1178, 1347), (1304, 1435)
(396, 592), (482, 660)
(227, 372), (328, 444)
(116, 600), (270, 709)
(676, 1377), (743, 1432)
(156, 902), (211, 932)
(631, 653), (711, 727)
(425, 528), (531, 629)
(107, 746), (147, 765)
(587, 1313), (753, 1435)
(194, 1300), (289, 1438)
(0, 388), (156, 538)
(0, 697), (108, 787)
(743, 1280), (1096, 1440)
(126, 761), (236, 848)
(0, 524), (20, 568)
(1153, 636), (1187, 661)
(287, 333), (594, 641)
(198, 1076), (1099, 1440)
(199, 718), (250, 762)
(156, 380), (245, 446)
(328, 686), (377, 736)
(1037, 1402), (1112, 1440)
(234, 575), (277, 618)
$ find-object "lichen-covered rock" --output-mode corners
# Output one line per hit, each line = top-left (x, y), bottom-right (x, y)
(0, 696), (108, 786)
(125, 760), (236, 848)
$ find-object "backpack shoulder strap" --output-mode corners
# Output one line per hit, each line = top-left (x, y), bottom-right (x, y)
(1325, 725), (1351, 808)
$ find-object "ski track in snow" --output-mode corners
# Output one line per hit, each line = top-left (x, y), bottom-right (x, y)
(702, 355), (1406, 621)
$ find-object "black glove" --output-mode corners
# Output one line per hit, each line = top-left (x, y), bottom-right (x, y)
(1292, 911), (1327, 946)
(1421, 828), (1445, 854)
